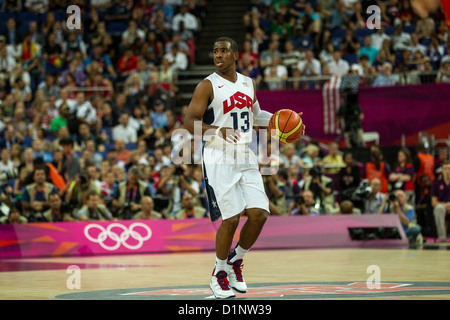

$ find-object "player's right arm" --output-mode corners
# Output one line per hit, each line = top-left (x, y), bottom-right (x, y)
(183, 80), (241, 142)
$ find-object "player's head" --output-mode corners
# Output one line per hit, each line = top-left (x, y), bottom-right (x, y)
(214, 37), (238, 53)
(213, 37), (239, 70)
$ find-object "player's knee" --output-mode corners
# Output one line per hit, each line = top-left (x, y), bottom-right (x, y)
(248, 209), (268, 225)
(222, 214), (240, 229)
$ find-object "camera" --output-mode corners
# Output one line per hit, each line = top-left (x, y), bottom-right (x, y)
(352, 180), (372, 200)
(0, 168), (18, 186)
(79, 174), (88, 185)
(388, 192), (397, 202)
(296, 194), (304, 205)
(174, 165), (184, 176)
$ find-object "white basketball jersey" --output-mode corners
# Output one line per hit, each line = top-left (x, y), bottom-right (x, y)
(203, 72), (254, 147)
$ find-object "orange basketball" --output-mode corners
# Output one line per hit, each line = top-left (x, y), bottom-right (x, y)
(268, 109), (304, 144)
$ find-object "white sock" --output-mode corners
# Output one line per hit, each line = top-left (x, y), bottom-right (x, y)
(229, 245), (249, 263)
(214, 257), (227, 275)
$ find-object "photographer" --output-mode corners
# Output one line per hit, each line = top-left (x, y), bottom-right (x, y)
(290, 190), (321, 216)
(65, 172), (100, 213)
(77, 191), (114, 221)
(43, 192), (75, 222)
(379, 189), (422, 243)
(337, 86), (365, 148)
(303, 166), (334, 214)
(21, 166), (57, 222)
(363, 178), (386, 214)
(112, 166), (151, 219)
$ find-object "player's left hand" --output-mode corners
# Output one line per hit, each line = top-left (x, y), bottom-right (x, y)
(298, 112), (306, 136)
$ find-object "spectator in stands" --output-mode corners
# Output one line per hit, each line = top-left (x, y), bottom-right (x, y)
(76, 191), (114, 221)
(1, 17), (23, 46)
(21, 166), (57, 222)
(373, 62), (397, 86)
(408, 33), (428, 57)
(363, 178), (386, 214)
(0, 147), (14, 176)
(303, 166), (334, 214)
(365, 149), (390, 194)
(431, 160), (450, 243)
(118, 48), (139, 82)
(31, 139), (52, 163)
(413, 141), (435, 194)
(175, 193), (206, 219)
(43, 192), (75, 222)
(338, 200), (360, 214)
(86, 44), (117, 82)
(65, 170), (100, 211)
(263, 172), (287, 216)
(57, 137), (81, 183)
(121, 20), (146, 50)
(172, 4), (199, 33)
(322, 142), (345, 174)
(297, 48), (321, 89)
(163, 44), (189, 73)
(150, 99), (169, 130)
(237, 53), (263, 88)
(113, 113), (137, 144)
(112, 165), (152, 219)
(389, 148), (416, 205)
(371, 25), (391, 51)
(328, 50), (350, 77)
(259, 39), (281, 71)
(280, 143), (303, 170)
(290, 190), (321, 216)
(74, 92), (97, 127)
(264, 55), (288, 90)
(436, 56), (450, 83)
(338, 151), (361, 200)
(379, 189), (422, 243)
(358, 35), (379, 63)
(134, 195), (163, 220)
(372, 49), (394, 74)
(0, 207), (27, 224)
(340, 28), (360, 56)
(415, 173), (435, 237)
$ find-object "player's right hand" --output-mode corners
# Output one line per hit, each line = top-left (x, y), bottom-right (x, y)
(218, 127), (242, 143)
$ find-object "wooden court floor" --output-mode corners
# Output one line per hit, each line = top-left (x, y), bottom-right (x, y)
(1, 246), (450, 300)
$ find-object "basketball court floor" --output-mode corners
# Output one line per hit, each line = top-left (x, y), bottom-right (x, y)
(1, 242), (450, 301)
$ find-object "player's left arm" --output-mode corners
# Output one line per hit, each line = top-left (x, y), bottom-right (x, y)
(251, 80), (306, 135)
(251, 80), (273, 127)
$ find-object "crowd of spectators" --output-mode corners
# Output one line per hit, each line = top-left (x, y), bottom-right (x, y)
(0, 0), (448, 244)
(240, 0), (450, 89)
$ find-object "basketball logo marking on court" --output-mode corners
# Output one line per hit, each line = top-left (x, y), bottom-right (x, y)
(53, 282), (450, 300)
(84, 222), (152, 251)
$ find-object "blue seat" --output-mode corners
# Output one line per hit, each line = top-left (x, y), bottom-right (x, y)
(354, 28), (375, 42)
(0, 12), (16, 23)
(18, 12), (39, 23)
(342, 53), (358, 65)
(125, 143), (137, 150)
(106, 22), (127, 35)
(384, 26), (395, 36)
(403, 25), (416, 34)
(331, 28), (346, 40)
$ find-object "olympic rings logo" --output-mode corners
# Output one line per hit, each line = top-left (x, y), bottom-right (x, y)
(84, 222), (152, 251)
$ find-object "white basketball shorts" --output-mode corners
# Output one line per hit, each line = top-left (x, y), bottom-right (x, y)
(202, 145), (270, 221)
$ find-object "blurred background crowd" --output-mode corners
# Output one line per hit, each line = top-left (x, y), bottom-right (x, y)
(0, 0), (449, 243)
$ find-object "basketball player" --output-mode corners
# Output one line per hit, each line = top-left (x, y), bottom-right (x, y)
(184, 37), (303, 299)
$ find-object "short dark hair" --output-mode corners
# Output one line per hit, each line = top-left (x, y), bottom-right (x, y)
(214, 37), (238, 53)
(59, 138), (74, 146)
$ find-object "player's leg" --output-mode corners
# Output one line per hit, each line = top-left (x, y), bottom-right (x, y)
(210, 213), (241, 299)
(226, 167), (270, 293)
